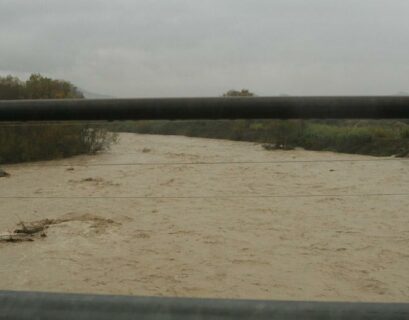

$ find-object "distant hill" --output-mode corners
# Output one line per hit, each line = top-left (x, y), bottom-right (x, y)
(79, 89), (114, 99)
(395, 91), (409, 96)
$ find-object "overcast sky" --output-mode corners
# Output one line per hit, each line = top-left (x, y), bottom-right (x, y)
(1, 0), (408, 97)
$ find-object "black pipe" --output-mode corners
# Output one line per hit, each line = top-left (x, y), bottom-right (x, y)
(1, 291), (408, 320)
(0, 96), (409, 121)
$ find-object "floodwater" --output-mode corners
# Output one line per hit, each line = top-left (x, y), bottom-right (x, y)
(0, 133), (408, 302)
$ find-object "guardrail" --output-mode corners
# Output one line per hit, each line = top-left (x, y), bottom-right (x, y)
(1, 96), (408, 319)
(1, 291), (409, 320)
(0, 96), (409, 121)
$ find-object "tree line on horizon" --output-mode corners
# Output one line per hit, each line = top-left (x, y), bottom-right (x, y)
(0, 74), (84, 100)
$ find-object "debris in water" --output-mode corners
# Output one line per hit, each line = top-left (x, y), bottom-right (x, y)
(0, 169), (10, 178)
(0, 214), (120, 244)
(0, 220), (49, 243)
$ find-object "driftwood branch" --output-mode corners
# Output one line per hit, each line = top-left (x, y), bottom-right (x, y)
(0, 221), (49, 243)
(0, 232), (34, 242)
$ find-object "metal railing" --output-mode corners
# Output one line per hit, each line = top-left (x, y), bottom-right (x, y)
(1, 96), (409, 121)
(1, 291), (409, 320)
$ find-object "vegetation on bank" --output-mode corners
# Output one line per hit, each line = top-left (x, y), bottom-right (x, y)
(111, 119), (409, 157)
(0, 74), (116, 164)
(110, 88), (409, 157)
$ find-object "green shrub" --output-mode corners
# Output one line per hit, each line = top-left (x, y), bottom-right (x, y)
(0, 124), (117, 164)
(400, 128), (409, 139)
(301, 124), (373, 152)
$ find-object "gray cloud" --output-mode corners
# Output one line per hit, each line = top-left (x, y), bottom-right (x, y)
(1, 0), (409, 97)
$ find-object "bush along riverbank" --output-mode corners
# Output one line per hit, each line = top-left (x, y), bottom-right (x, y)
(111, 119), (409, 157)
(0, 74), (117, 164)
